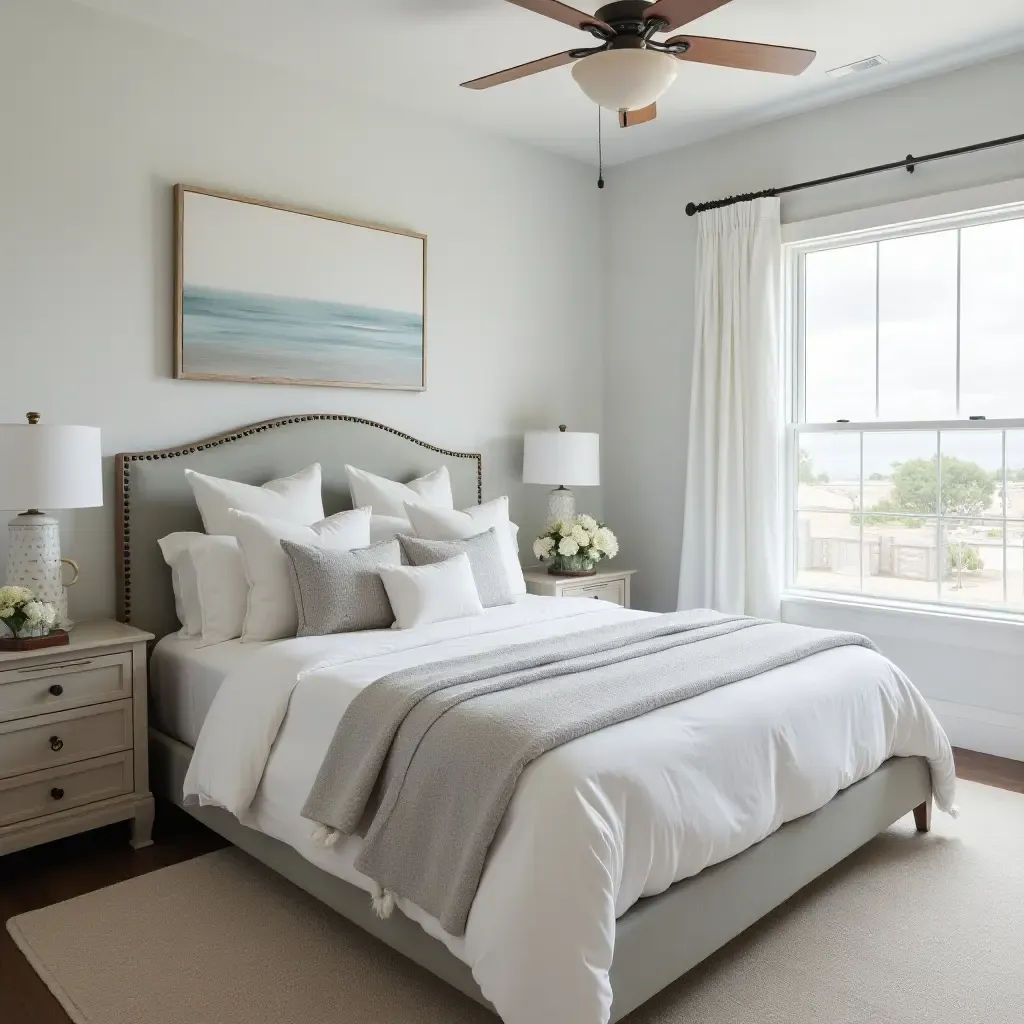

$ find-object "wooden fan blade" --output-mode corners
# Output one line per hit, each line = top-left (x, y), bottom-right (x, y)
(642, 0), (732, 33)
(667, 34), (816, 74)
(619, 103), (657, 127)
(460, 50), (581, 89)
(505, 0), (613, 35)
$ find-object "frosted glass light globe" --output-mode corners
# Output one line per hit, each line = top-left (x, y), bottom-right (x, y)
(572, 48), (677, 111)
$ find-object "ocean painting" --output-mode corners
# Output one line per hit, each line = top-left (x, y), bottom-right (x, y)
(175, 188), (426, 390)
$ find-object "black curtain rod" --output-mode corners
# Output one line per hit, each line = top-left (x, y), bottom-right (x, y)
(684, 131), (1024, 217)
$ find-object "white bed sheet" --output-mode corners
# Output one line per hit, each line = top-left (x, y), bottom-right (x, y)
(150, 635), (268, 746)
(183, 596), (956, 1024)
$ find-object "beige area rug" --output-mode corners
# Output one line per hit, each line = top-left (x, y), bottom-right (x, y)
(7, 780), (1024, 1024)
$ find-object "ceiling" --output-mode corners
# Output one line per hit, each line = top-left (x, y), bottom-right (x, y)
(72, 0), (1024, 165)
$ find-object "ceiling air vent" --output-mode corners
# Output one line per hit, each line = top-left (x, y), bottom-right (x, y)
(825, 55), (890, 79)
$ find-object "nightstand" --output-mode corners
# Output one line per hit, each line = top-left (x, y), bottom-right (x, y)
(0, 620), (154, 856)
(523, 567), (636, 608)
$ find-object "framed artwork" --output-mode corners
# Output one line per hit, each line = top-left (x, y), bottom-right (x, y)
(174, 185), (426, 391)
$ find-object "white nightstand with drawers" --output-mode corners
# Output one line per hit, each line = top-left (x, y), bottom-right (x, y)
(0, 620), (154, 856)
(523, 567), (635, 608)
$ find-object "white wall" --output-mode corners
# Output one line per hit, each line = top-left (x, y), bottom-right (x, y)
(0, 0), (604, 620)
(603, 51), (1024, 757)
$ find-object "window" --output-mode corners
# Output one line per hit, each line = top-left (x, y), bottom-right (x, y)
(786, 205), (1024, 614)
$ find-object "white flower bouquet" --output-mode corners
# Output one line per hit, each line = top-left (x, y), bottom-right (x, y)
(0, 585), (59, 639)
(533, 514), (619, 576)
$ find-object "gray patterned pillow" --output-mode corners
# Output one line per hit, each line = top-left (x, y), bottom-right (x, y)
(280, 538), (401, 636)
(397, 529), (515, 608)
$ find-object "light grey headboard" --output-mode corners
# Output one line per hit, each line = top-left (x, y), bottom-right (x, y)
(115, 414), (482, 639)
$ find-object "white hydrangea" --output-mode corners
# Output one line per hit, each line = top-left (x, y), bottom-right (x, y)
(0, 585), (35, 622)
(0, 585), (34, 607)
(548, 520), (565, 536)
(533, 536), (555, 560)
(558, 520), (574, 537)
(573, 514), (599, 532)
(557, 536), (580, 557)
(23, 600), (57, 629)
(592, 527), (619, 558)
(570, 525), (591, 547)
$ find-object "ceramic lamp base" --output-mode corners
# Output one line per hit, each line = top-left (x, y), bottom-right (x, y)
(5, 512), (71, 628)
(546, 487), (576, 526)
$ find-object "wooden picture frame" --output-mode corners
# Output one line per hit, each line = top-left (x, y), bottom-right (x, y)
(173, 185), (427, 391)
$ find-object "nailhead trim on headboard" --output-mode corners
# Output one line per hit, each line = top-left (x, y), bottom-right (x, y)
(114, 414), (483, 625)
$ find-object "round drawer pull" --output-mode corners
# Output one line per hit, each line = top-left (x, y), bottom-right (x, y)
(50, 735), (64, 752)
(49, 683), (64, 697)
(50, 787), (65, 801)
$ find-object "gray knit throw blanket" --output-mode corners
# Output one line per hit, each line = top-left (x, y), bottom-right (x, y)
(302, 609), (876, 936)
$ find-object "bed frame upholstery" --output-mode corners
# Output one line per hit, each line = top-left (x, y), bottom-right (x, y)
(118, 415), (932, 1022)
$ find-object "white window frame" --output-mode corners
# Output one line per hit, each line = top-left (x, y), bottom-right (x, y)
(781, 180), (1024, 621)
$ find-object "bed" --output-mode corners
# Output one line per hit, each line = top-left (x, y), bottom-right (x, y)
(118, 414), (955, 1024)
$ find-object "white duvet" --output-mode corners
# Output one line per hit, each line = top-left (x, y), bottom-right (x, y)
(184, 596), (956, 1024)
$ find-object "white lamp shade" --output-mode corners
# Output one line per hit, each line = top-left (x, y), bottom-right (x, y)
(571, 49), (677, 112)
(0, 423), (103, 511)
(523, 430), (600, 487)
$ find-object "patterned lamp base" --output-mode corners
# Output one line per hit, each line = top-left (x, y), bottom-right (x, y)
(546, 487), (576, 526)
(5, 513), (73, 628)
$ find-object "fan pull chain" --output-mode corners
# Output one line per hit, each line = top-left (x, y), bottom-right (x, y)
(597, 106), (605, 189)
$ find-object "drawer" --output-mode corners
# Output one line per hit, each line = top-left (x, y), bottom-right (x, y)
(0, 700), (133, 780)
(0, 751), (134, 828)
(0, 652), (132, 723)
(561, 578), (626, 606)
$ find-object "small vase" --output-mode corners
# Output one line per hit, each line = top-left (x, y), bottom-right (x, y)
(548, 553), (597, 577)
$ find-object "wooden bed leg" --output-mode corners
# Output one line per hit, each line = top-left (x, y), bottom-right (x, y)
(913, 798), (932, 833)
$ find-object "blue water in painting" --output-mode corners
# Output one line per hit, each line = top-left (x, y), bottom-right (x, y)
(181, 285), (423, 387)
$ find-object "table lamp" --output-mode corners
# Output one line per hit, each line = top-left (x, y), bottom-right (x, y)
(0, 412), (102, 628)
(523, 425), (600, 525)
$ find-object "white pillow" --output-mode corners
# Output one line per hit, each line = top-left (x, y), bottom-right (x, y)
(404, 496), (526, 596)
(379, 554), (484, 630)
(185, 464), (324, 536)
(346, 465), (453, 520)
(370, 515), (413, 545)
(157, 533), (248, 646)
(157, 533), (202, 637)
(228, 506), (372, 641)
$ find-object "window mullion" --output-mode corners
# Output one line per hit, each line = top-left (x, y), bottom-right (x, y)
(1003, 429), (1008, 605)
(874, 241), (881, 420)
(955, 229), (962, 418)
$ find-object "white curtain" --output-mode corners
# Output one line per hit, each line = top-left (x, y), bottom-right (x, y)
(677, 198), (783, 619)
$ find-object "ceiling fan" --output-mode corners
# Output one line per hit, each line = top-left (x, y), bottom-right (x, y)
(461, 0), (816, 127)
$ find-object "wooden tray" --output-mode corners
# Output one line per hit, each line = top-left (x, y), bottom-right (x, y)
(0, 630), (70, 652)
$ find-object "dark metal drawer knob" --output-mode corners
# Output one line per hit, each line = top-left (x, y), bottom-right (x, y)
(49, 683), (64, 697)
(49, 736), (64, 752)
(50, 787), (65, 801)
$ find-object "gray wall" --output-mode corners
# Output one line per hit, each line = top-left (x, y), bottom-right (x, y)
(0, 0), (605, 619)
(602, 51), (1024, 756)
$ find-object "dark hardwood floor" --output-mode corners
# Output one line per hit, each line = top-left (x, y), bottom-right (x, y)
(2, 751), (1023, 1023)
(952, 746), (1024, 794)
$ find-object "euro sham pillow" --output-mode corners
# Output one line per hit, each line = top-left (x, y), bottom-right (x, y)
(404, 496), (526, 596)
(228, 506), (372, 642)
(346, 465), (453, 520)
(280, 538), (401, 636)
(378, 553), (484, 630)
(185, 464), (324, 536)
(157, 533), (248, 646)
(370, 515), (414, 545)
(397, 529), (514, 609)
